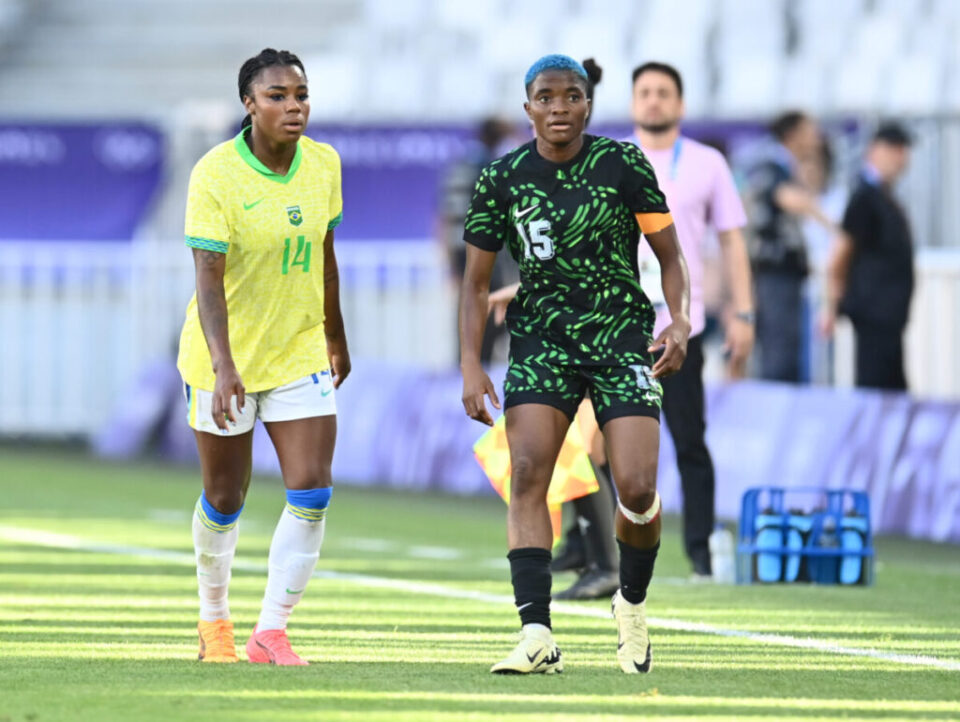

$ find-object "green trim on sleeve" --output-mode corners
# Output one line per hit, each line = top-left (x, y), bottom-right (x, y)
(185, 235), (229, 254)
(327, 212), (343, 230)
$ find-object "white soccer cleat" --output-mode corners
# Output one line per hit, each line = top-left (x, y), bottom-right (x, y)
(490, 625), (563, 675)
(612, 589), (652, 673)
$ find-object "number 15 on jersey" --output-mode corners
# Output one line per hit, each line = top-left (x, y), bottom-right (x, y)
(516, 219), (555, 261)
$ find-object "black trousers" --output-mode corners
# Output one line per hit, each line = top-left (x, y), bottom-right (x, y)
(754, 269), (803, 383)
(661, 334), (715, 572)
(854, 322), (907, 391)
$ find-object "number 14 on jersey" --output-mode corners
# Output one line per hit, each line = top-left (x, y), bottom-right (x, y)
(282, 235), (311, 274)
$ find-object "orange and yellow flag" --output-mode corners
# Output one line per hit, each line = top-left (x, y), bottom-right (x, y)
(473, 415), (599, 546)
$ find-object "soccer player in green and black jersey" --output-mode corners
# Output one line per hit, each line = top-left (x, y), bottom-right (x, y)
(459, 54), (691, 675)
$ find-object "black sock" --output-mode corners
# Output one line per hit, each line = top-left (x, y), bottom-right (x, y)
(573, 468), (618, 572)
(507, 547), (552, 628)
(618, 539), (660, 604)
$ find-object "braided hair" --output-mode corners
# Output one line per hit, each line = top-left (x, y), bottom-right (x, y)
(581, 58), (602, 128)
(238, 48), (306, 129)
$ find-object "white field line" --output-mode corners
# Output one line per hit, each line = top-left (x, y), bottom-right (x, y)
(1, 524), (958, 672)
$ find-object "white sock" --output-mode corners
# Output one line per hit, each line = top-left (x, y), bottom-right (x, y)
(257, 508), (326, 631)
(523, 623), (551, 636)
(192, 510), (239, 622)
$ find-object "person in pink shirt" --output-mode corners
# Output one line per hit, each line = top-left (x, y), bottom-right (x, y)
(624, 61), (754, 578)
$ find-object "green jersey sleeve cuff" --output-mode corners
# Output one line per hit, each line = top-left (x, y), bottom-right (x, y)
(327, 212), (343, 230)
(185, 235), (229, 254)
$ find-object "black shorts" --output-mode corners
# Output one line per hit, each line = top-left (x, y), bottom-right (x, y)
(503, 356), (662, 427)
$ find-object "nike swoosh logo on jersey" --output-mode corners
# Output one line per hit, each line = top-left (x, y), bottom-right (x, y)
(286, 588), (304, 595)
(514, 204), (538, 219)
(243, 197), (266, 211)
(321, 387), (333, 397)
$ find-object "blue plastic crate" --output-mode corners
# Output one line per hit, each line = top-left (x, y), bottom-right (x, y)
(736, 486), (874, 585)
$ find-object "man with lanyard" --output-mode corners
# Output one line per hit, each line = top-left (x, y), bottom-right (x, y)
(622, 61), (754, 579)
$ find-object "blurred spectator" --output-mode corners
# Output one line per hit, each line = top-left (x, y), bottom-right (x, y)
(823, 123), (914, 390)
(744, 111), (837, 382)
(797, 131), (847, 268)
(439, 117), (518, 363)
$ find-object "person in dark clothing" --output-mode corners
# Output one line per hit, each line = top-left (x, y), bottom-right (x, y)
(441, 117), (518, 362)
(823, 123), (914, 390)
(745, 111), (836, 382)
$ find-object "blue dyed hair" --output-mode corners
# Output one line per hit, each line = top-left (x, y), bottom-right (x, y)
(524, 54), (589, 95)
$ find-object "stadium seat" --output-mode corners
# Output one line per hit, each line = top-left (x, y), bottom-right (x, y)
(887, 55), (944, 115)
(299, 53), (362, 120)
(361, 0), (431, 31)
(715, 55), (782, 117)
(851, 14), (905, 63)
(831, 59), (886, 113)
(779, 55), (828, 113)
(434, 62), (498, 120)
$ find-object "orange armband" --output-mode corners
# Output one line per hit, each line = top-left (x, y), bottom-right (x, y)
(635, 212), (673, 234)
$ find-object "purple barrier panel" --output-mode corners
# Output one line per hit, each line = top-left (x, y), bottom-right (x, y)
(687, 381), (960, 543)
(0, 123), (164, 240)
(247, 360), (500, 496)
(144, 363), (959, 542)
(309, 125), (472, 241)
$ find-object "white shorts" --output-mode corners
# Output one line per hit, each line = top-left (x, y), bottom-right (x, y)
(184, 370), (336, 436)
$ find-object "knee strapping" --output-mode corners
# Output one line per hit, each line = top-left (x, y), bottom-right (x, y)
(285, 487), (333, 522)
(618, 492), (661, 526)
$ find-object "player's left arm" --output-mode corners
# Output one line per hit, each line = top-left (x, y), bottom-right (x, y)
(620, 141), (690, 376)
(323, 229), (350, 388)
(643, 219), (691, 378)
(717, 227), (755, 378)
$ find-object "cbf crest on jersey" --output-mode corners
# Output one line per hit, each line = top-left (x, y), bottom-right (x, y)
(286, 205), (303, 226)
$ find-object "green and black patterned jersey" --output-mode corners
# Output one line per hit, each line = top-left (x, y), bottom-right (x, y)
(464, 134), (670, 367)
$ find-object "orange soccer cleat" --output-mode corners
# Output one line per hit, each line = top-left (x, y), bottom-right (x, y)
(197, 619), (238, 663)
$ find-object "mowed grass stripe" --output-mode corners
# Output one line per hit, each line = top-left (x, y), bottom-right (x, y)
(3, 450), (960, 721)
(2, 523), (958, 672)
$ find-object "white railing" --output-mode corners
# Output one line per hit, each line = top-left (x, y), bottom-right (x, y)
(0, 239), (456, 436)
(833, 248), (960, 399)
(1, 240), (957, 437)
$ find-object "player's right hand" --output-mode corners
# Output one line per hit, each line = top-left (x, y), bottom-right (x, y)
(649, 318), (690, 378)
(461, 364), (501, 426)
(211, 364), (245, 431)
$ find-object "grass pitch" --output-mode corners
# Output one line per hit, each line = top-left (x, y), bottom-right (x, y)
(1, 448), (958, 721)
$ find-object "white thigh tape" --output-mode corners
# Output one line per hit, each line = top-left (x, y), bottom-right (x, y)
(618, 492), (662, 526)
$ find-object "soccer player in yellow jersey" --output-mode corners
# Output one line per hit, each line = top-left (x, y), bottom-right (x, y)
(178, 48), (349, 666)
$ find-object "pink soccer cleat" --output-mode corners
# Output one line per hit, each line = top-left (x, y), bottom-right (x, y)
(246, 625), (309, 666)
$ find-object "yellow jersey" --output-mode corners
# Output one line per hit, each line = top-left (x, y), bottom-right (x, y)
(177, 128), (343, 392)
